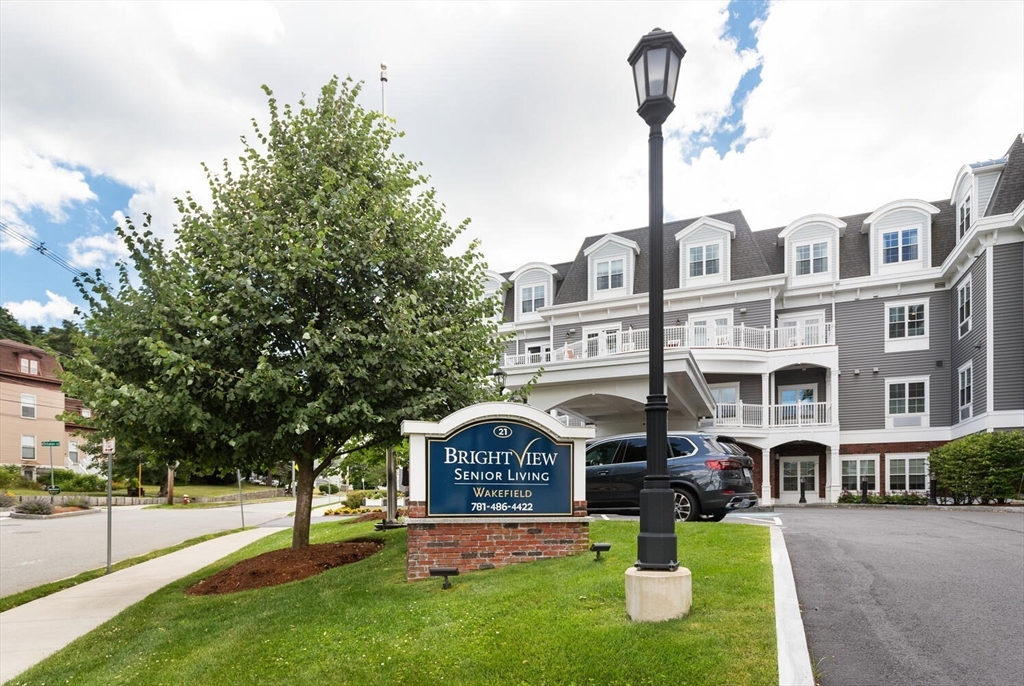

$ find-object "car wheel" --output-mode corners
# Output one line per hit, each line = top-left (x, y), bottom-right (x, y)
(673, 488), (701, 522)
(700, 510), (727, 522)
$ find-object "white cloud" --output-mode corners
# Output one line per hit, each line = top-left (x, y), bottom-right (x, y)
(3, 291), (78, 326)
(0, 139), (97, 228)
(68, 232), (130, 270)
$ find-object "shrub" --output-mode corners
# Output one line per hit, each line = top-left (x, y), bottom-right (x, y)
(0, 491), (16, 508)
(63, 496), (92, 509)
(346, 490), (375, 510)
(838, 491), (928, 505)
(319, 483), (341, 495)
(929, 431), (1024, 505)
(0, 464), (36, 490)
(37, 469), (106, 493)
(16, 498), (55, 515)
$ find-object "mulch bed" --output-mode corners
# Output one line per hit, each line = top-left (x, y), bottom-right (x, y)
(184, 537), (385, 596)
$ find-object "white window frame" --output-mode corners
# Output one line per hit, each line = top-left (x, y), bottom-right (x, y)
(21, 435), (36, 460)
(20, 357), (39, 375)
(885, 376), (930, 428)
(794, 240), (829, 276)
(594, 258), (625, 293)
(520, 284), (546, 316)
(841, 457), (877, 492)
(881, 227), (920, 265)
(21, 393), (37, 419)
(884, 299), (929, 353)
(582, 323), (622, 358)
(958, 361), (973, 422)
(709, 383), (740, 424)
(68, 440), (80, 465)
(525, 343), (551, 364)
(957, 194), (972, 239)
(687, 241), (722, 283)
(957, 277), (972, 338)
(81, 408), (92, 418)
(777, 310), (827, 348)
(888, 454), (929, 493)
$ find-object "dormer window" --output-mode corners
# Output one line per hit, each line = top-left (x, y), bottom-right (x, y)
(795, 241), (828, 275)
(688, 243), (720, 278)
(20, 357), (39, 375)
(596, 259), (624, 292)
(957, 194), (971, 239)
(882, 228), (918, 264)
(521, 284), (545, 314)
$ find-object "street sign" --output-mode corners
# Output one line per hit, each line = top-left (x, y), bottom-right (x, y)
(41, 440), (60, 447)
(102, 439), (116, 454)
(46, 485), (62, 495)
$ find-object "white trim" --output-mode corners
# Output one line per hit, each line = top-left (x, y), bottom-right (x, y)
(884, 375), (930, 429)
(841, 456), (878, 492)
(582, 234), (640, 258)
(20, 393), (37, 419)
(862, 199), (941, 227)
(957, 275), (973, 339)
(674, 216), (736, 242)
(985, 243), (995, 419)
(883, 298), (929, 353)
(778, 214), (847, 244)
(957, 360), (973, 422)
(886, 453), (930, 493)
(509, 262), (559, 282)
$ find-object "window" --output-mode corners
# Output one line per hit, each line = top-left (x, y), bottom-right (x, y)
(688, 244), (720, 278)
(889, 457), (927, 492)
(842, 459), (876, 491)
(584, 325), (621, 357)
(958, 194), (971, 239)
(710, 384), (739, 422)
(81, 408), (92, 418)
(882, 228), (918, 264)
(21, 393), (36, 419)
(795, 241), (828, 275)
(957, 278), (972, 338)
(595, 259), (624, 291)
(886, 377), (929, 427)
(19, 357), (39, 375)
(521, 284), (545, 314)
(958, 362), (973, 421)
(21, 435), (36, 460)
(68, 441), (79, 464)
(525, 344), (550, 364)
(689, 311), (732, 347)
(778, 385), (817, 424)
(888, 304), (925, 339)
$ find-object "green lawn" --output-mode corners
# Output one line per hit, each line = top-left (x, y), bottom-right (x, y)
(7, 520), (777, 686)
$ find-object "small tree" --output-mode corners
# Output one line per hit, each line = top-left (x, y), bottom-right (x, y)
(62, 77), (506, 548)
(929, 431), (1024, 504)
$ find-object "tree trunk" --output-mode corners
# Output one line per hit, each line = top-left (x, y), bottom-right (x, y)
(291, 455), (316, 549)
(166, 467), (175, 505)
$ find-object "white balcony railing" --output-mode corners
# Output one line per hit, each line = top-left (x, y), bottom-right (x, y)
(708, 401), (832, 428)
(503, 323), (834, 367)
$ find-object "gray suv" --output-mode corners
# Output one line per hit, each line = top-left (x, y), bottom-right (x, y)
(585, 431), (759, 521)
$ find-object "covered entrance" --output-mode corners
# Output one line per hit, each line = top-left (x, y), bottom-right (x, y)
(780, 457), (819, 504)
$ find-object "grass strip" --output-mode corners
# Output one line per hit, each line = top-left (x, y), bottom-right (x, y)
(0, 528), (246, 613)
(6, 520), (777, 686)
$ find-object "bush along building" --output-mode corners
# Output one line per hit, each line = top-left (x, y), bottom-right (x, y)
(491, 135), (1024, 506)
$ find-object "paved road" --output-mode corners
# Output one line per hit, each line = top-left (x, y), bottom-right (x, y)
(780, 507), (1024, 686)
(0, 498), (327, 596)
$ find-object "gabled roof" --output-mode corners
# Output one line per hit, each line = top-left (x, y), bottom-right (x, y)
(986, 134), (1024, 217)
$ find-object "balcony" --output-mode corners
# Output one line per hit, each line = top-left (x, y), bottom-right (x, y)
(703, 401), (832, 428)
(503, 323), (834, 367)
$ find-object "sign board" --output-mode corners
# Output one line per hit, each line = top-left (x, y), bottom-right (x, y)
(102, 439), (116, 454)
(426, 419), (573, 516)
(41, 440), (60, 447)
(46, 485), (62, 495)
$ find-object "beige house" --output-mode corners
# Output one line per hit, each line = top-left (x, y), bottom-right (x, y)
(0, 339), (93, 480)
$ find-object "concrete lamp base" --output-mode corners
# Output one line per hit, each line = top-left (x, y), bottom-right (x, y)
(624, 566), (693, 622)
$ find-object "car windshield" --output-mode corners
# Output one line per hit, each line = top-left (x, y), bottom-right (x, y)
(705, 436), (747, 457)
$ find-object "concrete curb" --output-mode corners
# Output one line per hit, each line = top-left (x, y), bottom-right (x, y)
(771, 526), (815, 686)
(9, 508), (102, 520)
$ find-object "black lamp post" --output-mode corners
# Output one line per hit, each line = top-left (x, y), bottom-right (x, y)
(628, 28), (686, 571)
(491, 367), (507, 396)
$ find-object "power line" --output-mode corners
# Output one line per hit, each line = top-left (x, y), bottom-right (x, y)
(0, 219), (89, 278)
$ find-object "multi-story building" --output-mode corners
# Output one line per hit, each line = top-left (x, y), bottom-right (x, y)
(493, 135), (1024, 506)
(0, 339), (94, 480)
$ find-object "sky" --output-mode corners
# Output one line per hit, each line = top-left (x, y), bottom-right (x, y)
(1, 1), (1022, 328)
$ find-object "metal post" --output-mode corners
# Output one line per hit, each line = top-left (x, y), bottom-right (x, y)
(929, 476), (938, 506)
(49, 444), (55, 503)
(799, 477), (807, 504)
(861, 478), (868, 504)
(237, 469), (246, 528)
(636, 121), (677, 572)
(106, 451), (113, 573)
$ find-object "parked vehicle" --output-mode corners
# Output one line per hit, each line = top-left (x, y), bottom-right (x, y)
(585, 432), (758, 522)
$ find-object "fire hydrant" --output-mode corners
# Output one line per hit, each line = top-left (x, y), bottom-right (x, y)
(182, 494), (190, 505)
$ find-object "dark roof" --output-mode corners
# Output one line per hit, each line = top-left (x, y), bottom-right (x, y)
(553, 209), (770, 306)
(986, 134), (1024, 217)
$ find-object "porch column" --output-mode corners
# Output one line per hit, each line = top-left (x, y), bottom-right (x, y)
(827, 443), (842, 503)
(761, 372), (770, 428)
(830, 368), (840, 427)
(761, 447), (772, 505)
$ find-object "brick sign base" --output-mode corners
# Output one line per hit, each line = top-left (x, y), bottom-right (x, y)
(405, 501), (590, 580)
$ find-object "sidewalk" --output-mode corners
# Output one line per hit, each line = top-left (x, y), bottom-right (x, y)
(0, 510), (813, 685)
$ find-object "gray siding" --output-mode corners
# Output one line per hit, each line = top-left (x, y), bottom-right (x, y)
(775, 368), (827, 403)
(777, 302), (835, 323)
(951, 258), (988, 423)
(992, 243), (1024, 412)
(836, 295), (951, 430)
(705, 374), (763, 405)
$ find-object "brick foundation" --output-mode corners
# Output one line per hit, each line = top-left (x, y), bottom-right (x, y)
(405, 501), (591, 580)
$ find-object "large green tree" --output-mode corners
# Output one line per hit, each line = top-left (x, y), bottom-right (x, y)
(62, 77), (506, 547)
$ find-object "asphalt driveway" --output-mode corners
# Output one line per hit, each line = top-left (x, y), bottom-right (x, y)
(780, 507), (1024, 686)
